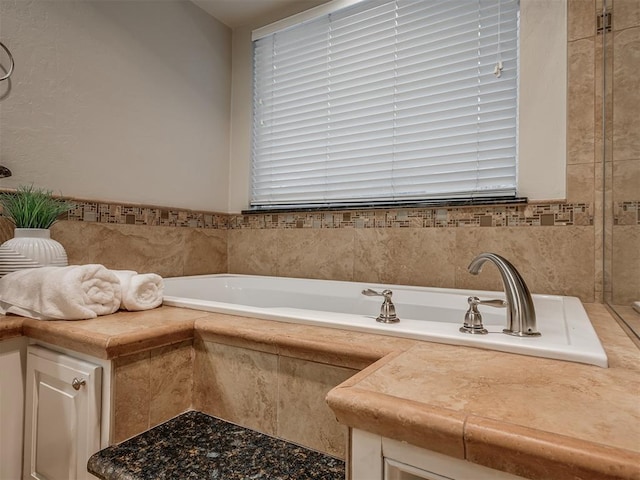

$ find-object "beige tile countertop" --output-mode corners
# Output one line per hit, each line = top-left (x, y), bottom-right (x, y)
(1, 303), (639, 480)
(327, 304), (640, 480)
(0, 307), (208, 358)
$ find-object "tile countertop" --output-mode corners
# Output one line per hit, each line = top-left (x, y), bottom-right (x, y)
(2, 307), (208, 358)
(327, 304), (640, 480)
(1, 304), (639, 480)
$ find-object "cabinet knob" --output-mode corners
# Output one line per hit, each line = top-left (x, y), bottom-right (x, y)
(71, 378), (86, 390)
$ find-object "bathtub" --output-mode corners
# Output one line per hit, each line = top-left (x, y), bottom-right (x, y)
(162, 274), (608, 368)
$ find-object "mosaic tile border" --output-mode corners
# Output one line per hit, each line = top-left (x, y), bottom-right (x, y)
(613, 201), (639, 226)
(2, 197), (637, 230)
(62, 201), (229, 229)
(229, 203), (596, 229)
(0, 198), (228, 230)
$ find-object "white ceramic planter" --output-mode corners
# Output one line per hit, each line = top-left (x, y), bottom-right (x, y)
(0, 228), (68, 277)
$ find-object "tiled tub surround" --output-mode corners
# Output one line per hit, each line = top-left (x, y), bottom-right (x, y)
(0, 199), (620, 304)
(1, 304), (639, 480)
(0, 196), (636, 306)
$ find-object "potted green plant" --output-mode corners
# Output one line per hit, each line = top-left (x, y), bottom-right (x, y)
(0, 185), (73, 276)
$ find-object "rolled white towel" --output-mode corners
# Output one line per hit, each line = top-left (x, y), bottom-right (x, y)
(111, 270), (164, 311)
(111, 270), (138, 293)
(0, 264), (121, 320)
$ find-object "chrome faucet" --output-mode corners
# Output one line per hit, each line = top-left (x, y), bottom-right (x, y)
(466, 253), (540, 337)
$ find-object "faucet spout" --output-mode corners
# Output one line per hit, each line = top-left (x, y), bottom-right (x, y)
(467, 253), (540, 337)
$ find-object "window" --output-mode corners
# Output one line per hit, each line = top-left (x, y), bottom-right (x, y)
(251, 0), (520, 210)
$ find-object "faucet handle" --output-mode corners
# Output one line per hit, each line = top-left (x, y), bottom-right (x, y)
(362, 288), (392, 300)
(471, 297), (507, 308)
(362, 289), (399, 323)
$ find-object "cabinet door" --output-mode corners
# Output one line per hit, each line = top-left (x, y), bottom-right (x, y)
(23, 345), (101, 480)
(0, 337), (27, 480)
(381, 434), (525, 480)
(352, 429), (526, 480)
(384, 458), (454, 480)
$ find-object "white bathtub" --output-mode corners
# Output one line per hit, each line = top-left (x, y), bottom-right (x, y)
(163, 274), (608, 368)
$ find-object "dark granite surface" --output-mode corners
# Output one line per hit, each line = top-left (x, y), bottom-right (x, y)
(88, 411), (345, 480)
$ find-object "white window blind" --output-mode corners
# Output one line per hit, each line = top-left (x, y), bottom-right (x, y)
(251, 0), (519, 209)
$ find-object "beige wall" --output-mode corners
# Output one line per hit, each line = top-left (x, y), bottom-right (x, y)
(0, 0), (232, 211)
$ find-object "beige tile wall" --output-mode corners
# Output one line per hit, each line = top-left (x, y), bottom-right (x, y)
(193, 336), (357, 458)
(2, 203), (602, 303)
(609, 0), (640, 305)
(112, 340), (193, 443)
(229, 225), (596, 302)
(193, 338), (279, 435)
(110, 335), (357, 457)
(612, 226), (640, 304)
(0, 218), (228, 278)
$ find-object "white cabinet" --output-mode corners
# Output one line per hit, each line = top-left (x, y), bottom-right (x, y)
(352, 429), (525, 480)
(23, 345), (102, 480)
(0, 337), (27, 480)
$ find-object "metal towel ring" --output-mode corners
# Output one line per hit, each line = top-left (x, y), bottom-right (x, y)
(0, 41), (15, 81)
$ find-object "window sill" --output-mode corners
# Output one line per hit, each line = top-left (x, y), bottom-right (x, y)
(243, 197), (528, 215)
